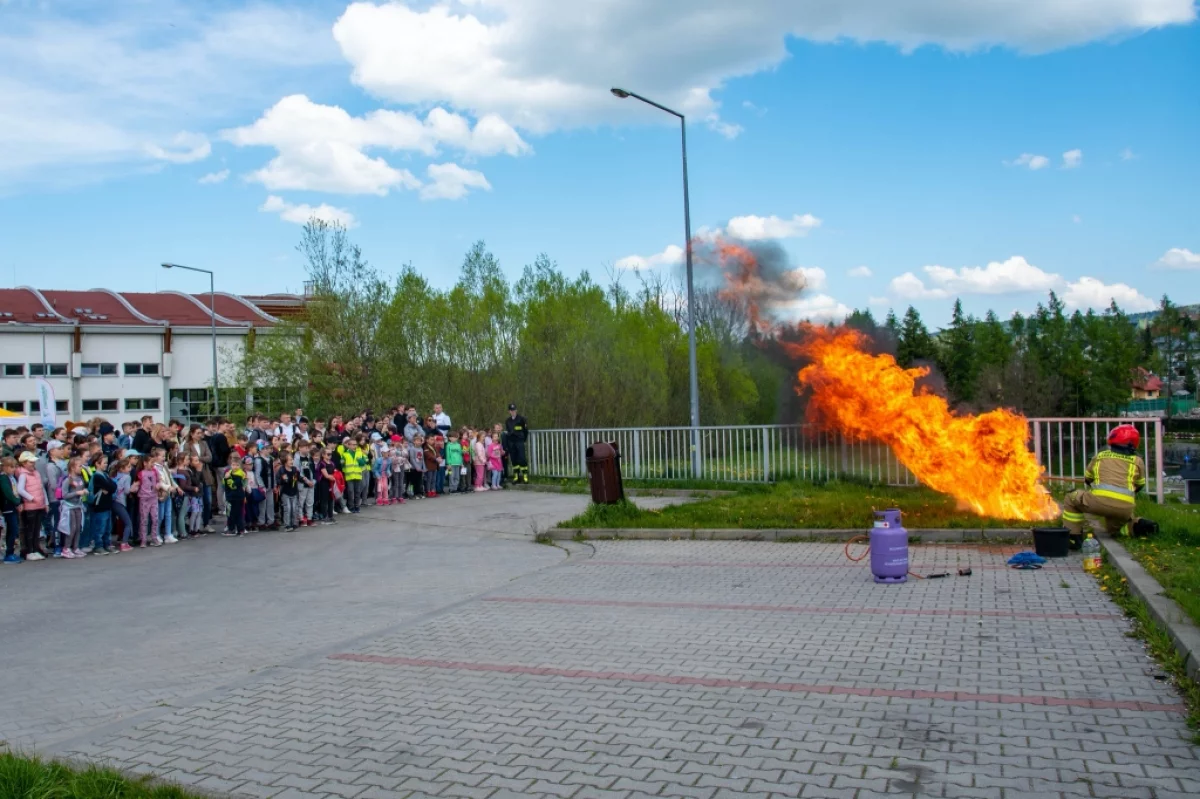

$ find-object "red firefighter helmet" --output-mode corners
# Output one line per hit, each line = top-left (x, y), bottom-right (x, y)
(1107, 424), (1140, 449)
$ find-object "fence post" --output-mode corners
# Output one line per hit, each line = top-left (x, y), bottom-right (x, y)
(579, 431), (587, 479)
(761, 427), (770, 482)
(1155, 418), (1164, 505)
(839, 434), (849, 477)
(1032, 422), (1042, 470)
(633, 429), (642, 479)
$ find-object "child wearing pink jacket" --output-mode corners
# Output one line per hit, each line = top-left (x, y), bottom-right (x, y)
(472, 433), (487, 491)
(486, 439), (504, 489)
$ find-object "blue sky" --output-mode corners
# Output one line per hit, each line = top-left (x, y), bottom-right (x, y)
(1, 0), (1197, 327)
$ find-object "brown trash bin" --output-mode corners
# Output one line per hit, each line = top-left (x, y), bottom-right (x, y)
(586, 441), (625, 504)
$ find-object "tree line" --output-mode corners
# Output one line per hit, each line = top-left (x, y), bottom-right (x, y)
(236, 221), (1195, 426)
(847, 295), (1197, 418)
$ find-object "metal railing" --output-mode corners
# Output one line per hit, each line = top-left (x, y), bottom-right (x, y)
(528, 417), (1165, 503)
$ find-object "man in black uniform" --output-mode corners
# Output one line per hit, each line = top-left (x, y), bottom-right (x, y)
(504, 403), (530, 484)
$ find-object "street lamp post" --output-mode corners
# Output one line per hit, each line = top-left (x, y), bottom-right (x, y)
(162, 263), (219, 414)
(611, 87), (701, 478)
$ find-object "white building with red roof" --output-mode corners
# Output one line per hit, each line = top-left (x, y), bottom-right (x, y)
(0, 288), (302, 426)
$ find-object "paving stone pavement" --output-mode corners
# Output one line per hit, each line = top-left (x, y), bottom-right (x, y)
(23, 537), (1193, 798)
(0, 490), (642, 746)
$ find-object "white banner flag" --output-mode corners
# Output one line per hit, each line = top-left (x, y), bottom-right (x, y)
(35, 378), (57, 428)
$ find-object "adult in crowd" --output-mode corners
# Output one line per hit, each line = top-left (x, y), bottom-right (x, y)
(186, 424), (216, 525)
(433, 404), (452, 436)
(504, 403), (530, 484)
(1, 429), (18, 459)
(131, 415), (154, 454)
(421, 413), (439, 441)
(403, 411), (423, 443)
(207, 420), (232, 516)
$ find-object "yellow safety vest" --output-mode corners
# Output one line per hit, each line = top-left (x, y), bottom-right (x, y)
(341, 448), (368, 481)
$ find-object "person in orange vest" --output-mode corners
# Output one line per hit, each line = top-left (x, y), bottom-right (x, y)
(1061, 424), (1146, 537)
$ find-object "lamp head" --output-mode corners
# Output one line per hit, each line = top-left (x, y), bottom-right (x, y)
(161, 263), (174, 269)
(610, 87), (630, 99)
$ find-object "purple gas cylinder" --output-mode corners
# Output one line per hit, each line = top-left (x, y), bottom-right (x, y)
(870, 508), (908, 584)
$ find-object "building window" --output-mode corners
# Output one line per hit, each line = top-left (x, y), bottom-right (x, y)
(1, 401), (23, 412)
(82, 399), (119, 413)
(3, 364), (24, 377)
(125, 398), (161, 411)
(29, 363), (69, 377)
(124, 363), (160, 376)
(81, 363), (118, 377)
(30, 400), (69, 414)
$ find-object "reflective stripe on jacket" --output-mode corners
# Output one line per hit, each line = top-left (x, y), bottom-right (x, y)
(1084, 450), (1146, 504)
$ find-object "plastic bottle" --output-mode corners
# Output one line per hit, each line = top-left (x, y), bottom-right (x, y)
(1081, 534), (1101, 572)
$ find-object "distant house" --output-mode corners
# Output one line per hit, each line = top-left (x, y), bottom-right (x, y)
(1131, 368), (1163, 400)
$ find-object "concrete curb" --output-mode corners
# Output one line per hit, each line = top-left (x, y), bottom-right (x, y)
(1099, 533), (1200, 681)
(517, 484), (735, 498)
(552, 527), (1033, 543)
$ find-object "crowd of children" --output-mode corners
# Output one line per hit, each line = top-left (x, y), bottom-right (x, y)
(1, 403), (530, 563)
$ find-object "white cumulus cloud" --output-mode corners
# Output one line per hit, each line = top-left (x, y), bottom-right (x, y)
(419, 163), (492, 201)
(615, 244), (685, 270)
(260, 195), (357, 228)
(1062, 148), (1083, 169)
(793, 267), (827, 292)
(725, 213), (821, 240)
(888, 255), (1156, 312)
(1010, 153), (1050, 170)
(771, 294), (852, 323)
(224, 94), (526, 196)
(848, 265), (873, 278)
(332, 1), (1195, 134)
(145, 131), (211, 164)
(198, 169), (230, 184)
(1062, 277), (1154, 312)
(891, 256), (1061, 298)
(1155, 247), (1200, 270)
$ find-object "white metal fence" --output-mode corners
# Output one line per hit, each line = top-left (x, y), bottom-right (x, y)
(528, 417), (1165, 503)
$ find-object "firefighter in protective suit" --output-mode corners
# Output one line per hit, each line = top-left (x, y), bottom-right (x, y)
(1061, 424), (1146, 536)
(504, 403), (530, 484)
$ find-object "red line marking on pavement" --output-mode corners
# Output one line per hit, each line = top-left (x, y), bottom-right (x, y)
(583, 560), (1079, 571)
(327, 653), (1183, 713)
(482, 595), (1121, 620)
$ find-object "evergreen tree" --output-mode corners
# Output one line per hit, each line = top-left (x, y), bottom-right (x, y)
(896, 306), (934, 367)
(884, 309), (899, 336)
(845, 309), (878, 335)
(938, 299), (977, 403)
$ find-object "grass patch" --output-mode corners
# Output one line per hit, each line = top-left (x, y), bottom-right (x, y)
(1120, 500), (1200, 627)
(0, 751), (201, 799)
(557, 480), (1028, 530)
(1093, 559), (1200, 743)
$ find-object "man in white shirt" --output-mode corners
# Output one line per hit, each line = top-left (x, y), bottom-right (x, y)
(432, 403), (452, 435)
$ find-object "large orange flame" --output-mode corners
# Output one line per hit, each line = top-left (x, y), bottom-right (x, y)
(705, 235), (1056, 521)
(792, 327), (1058, 521)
